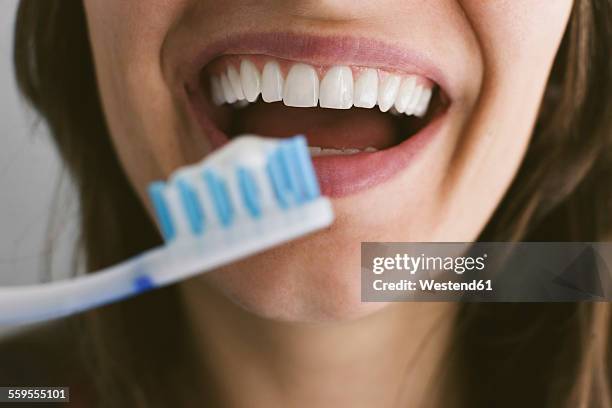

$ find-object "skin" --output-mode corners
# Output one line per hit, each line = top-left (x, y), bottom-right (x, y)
(83, 1), (573, 406)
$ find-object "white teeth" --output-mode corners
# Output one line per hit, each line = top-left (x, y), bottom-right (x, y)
(393, 76), (417, 113)
(414, 88), (433, 117)
(283, 63), (319, 107)
(210, 59), (434, 116)
(353, 68), (378, 108)
(227, 66), (245, 100)
(316, 148), (344, 156)
(378, 74), (401, 112)
(240, 60), (261, 102)
(210, 76), (225, 106)
(313, 148), (355, 156)
(404, 85), (424, 116)
(220, 73), (237, 104)
(343, 148), (360, 154)
(319, 66), (353, 109)
(261, 61), (284, 102)
(308, 146), (379, 156)
(308, 146), (322, 155)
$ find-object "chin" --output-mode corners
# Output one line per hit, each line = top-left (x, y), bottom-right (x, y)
(199, 216), (392, 323)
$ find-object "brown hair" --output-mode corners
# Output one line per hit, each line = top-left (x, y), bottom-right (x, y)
(12, 0), (612, 406)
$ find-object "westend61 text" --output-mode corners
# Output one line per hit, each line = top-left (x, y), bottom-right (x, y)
(373, 279), (493, 292)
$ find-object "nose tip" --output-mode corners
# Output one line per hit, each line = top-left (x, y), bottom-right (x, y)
(282, 0), (377, 22)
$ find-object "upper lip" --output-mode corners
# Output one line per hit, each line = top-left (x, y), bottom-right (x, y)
(170, 31), (452, 102)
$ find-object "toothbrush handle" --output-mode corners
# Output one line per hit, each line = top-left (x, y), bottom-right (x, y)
(0, 198), (334, 326)
(0, 247), (166, 325)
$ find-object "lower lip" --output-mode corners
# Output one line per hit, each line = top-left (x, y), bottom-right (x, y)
(186, 88), (445, 198)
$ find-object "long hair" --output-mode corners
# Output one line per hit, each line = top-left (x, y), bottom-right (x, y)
(12, 0), (612, 406)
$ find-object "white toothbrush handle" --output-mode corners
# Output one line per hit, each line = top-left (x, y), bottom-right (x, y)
(0, 198), (333, 326)
(0, 247), (168, 325)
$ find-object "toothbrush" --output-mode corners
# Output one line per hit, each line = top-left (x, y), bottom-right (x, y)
(0, 135), (334, 325)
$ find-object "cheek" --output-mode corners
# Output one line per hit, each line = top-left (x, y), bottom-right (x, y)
(438, 0), (573, 236)
(459, 0), (573, 111)
(83, 0), (198, 204)
(460, 1), (573, 74)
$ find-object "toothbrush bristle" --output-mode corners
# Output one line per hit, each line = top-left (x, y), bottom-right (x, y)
(266, 148), (291, 209)
(237, 166), (262, 218)
(176, 178), (205, 235)
(292, 136), (320, 199)
(204, 169), (235, 228)
(148, 181), (176, 241)
(148, 135), (322, 243)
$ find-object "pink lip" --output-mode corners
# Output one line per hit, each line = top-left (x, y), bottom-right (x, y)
(180, 32), (450, 198)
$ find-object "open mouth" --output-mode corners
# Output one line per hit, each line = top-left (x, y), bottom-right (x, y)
(185, 40), (449, 197)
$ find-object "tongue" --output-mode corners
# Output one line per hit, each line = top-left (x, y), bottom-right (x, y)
(232, 102), (399, 150)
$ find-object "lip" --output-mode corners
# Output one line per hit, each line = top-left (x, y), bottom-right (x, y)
(179, 31), (450, 198)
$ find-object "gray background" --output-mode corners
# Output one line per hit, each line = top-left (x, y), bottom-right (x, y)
(1, 1), (77, 331)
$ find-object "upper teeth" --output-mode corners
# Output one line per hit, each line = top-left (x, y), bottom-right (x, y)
(210, 59), (434, 117)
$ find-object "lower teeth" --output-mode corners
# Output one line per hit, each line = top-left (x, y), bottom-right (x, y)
(308, 146), (378, 156)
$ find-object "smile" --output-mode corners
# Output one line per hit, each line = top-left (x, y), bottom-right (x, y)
(183, 33), (450, 197)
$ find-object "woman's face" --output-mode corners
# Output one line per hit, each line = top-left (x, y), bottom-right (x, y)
(83, 0), (572, 321)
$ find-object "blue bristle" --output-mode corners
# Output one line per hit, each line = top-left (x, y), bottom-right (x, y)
(177, 178), (205, 235)
(266, 149), (290, 209)
(285, 137), (310, 203)
(148, 181), (176, 241)
(279, 141), (303, 203)
(133, 275), (155, 294)
(237, 167), (262, 218)
(274, 148), (293, 195)
(203, 169), (234, 227)
(291, 135), (320, 200)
